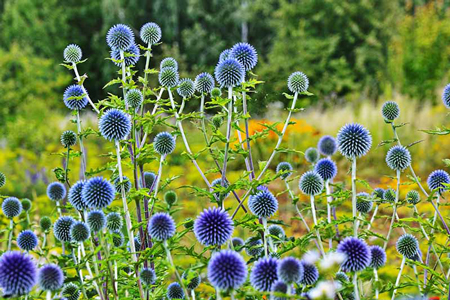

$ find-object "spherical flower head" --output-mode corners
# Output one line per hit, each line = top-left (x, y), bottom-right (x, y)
(214, 58), (245, 88)
(112, 231), (124, 247)
(0, 172), (5, 188)
(406, 190), (420, 205)
(61, 130), (77, 148)
(337, 123), (372, 158)
(167, 282), (184, 299)
(300, 261), (319, 285)
(70, 221), (90, 243)
(369, 246), (386, 269)
(211, 87), (222, 98)
(335, 271), (349, 282)
(318, 135), (337, 156)
(207, 250), (247, 291)
(381, 101), (400, 122)
(38, 264), (64, 291)
(68, 181), (88, 211)
(54, 216), (75, 242)
(62, 282), (81, 300)
(125, 89), (144, 109)
(245, 237), (263, 256)
(144, 171), (156, 188)
(21, 199), (32, 212)
(63, 85), (88, 111)
(268, 225), (285, 241)
(194, 72), (215, 93)
(219, 49), (232, 62)
(356, 192), (373, 214)
(140, 22), (161, 45)
(232, 237), (244, 252)
(140, 268), (156, 286)
(396, 234), (419, 259)
(40, 216), (52, 232)
(160, 57), (178, 70)
(133, 236), (142, 252)
(47, 182), (67, 201)
(111, 44), (140, 67)
(149, 212), (176, 241)
(17, 230), (38, 251)
(106, 24), (134, 51)
(0, 251), (37, 296)
(99, 109), (132, 141)
(194, 207), (234, 246)
(2, 197), (22, 219)
(271, 280), (288, 300)
(106, 212), (123, 231)
(154, 132), (176, 156)
(63, 44), (82, 63)
(386, 145), (411, 171)
(427, 169), (450, 194)
(372, 188), (385, 199)
(383, 188), (396, 203)
(305, 148), (319, 164)
(182, 271), (201, 290)
(164, 190), (178, 206)
(82, 177), (115, 209)
(277, 257), (303, 284)
(87, 210), (106, 233)
(248, 190), (279, 218)
(442, 84), (450, 108)
(337, 237), (371, 272)
(314, 158), (337, 181)
(230, 42), (258, 71)
(250, 257), (279, 292)
(211, 178), (230, 202)
(114, 176), (132, 195)
(288, 71), (309, 94)
(299, 171), (324, 196)
(276, 162), (293, 180)
(177, 78), (195, 98)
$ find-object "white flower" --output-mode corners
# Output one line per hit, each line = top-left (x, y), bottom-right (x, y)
(309, 280), (338, 299)
(320, 252), (346, 270)
(303, 250), (320, 264)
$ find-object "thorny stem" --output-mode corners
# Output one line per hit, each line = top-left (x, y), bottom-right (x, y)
(384, 169), (401, 250)
(64, 147), (71, 187)
(72, 62), (99, 114)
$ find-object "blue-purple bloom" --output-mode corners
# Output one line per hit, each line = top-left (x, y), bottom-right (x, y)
(386, 145), (411, 171)
(214, 58), (245, 88)
(63, 85), (88, 111)
(299, 171), (324, 196)
(248, 189), (278, 218)
(250, 257), (279, 292)
(2, 197), (22, 219)
(111, 44), (140, 66)
(288, 72), (309, 94)
(230, 42), (258, 71)
(277, 257), (303, 284)
(314, 158), (337, 181)
(337, 237), (371, 272)
(154, 132), (176, 156)
(427, 169), (450, 194)
(317, 135), (337, 156)
(68, 181), (88, 211)
(87, 210), (106, 233)
(53, 216), (75, 242)
(17, 230), (38, 251)
(207, 250), (247, 290)
(194, 207), (234, 246)
(99, 109), (132, 141)
(194, 72), (215, 93)
(0, 251), (37, 296)
(38, 264), (64, 291)
(106, 24), (134, 51)
(369, 246), (386, 269)
(442, 83), (450, 109)
(167, 282), (184, 299)
(300, 261), (319, 285)
(337, 123), (372, 158)
(140, 22), (162, 45)
(81, 177), (115, 209)
(47, 182), (67, 201)
(148, 212), (176, 241)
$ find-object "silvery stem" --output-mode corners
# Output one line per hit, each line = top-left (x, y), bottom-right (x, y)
(242, 90), (255, 180)
(139, 88), (165, 148)
(325, 180), (332, 249)
(7, 219), (13, 251)
(163, 241), (190, 300)
(310, 195), (325, 256)
(392, 257), (406, 300)
(374, 269), (379, 299)
(72, 62), (99, 114)
(119, 50), (128, 109)
(367, 204), (378, 230)
(352, 159), (357, 237)
(56, 201), (62, 217)
(384, 169), (401, 250)
(46, 291), (51, 300)
(221, 87), (233, 186)
(76, 111), (87, 180)
(353, 272), (360, 300)
(262, 218), (269, 257)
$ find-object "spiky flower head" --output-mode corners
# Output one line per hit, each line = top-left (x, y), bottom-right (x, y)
(54, 216), (75, 242)
(208, 250), (247, 290)
(111, 44), (140, 66)
(63, 85), (88, 111)
(268, 225), (285, 241)
(154, 132), (176, 156)
(381, 101), (400, 122)
(47, 182), (66, 201)
(0, 251), (37, 296)
(442, 84), (450, 109)
(288, 71), (309, 94)
(383, 188), (396, 203)
(140, 22), (161, 45)
(114, 176), (131, 195)
(369, 246), (386, 269)
(211, 178), (230, 202)
(314, 158), (337, 181)
(149, 212), (176, 241)
(300, 261), (318, 285)
(372, 188), (385, 199)
(38, 264), (64, 291)
(140, 268), (156, 286)
(164, 190), (177, 206)
(299, 171), (324, 196)
(125, 89), (143, 109)
(2, 197), (22, 219)
(40, 216), (52, 232)
(68, 181), (88, 211)
(337, 123), (372, 158)
(250, 257), (279, 292)
(337, 237), (371, 272)
(219, 49), (232, 62)
(335, 272), (349, 282)
(194, 207), (234, 246)
(0, 172), (5, 188)
(21, 199), (32, 212)
(62, 282), (80, 300)
(194, 72), (215, 93)
(356, 192), (373, 214)
(277, 257), (303, 284)
(70, 221), (90, 243)
(87, 210), (106, 233)
(106, 212), (122, 231)
(177, 78), (195, 98)
(271, 280), (289, 300)
(82, 177), (115, 209)
(60, 130), (77, 148)
(232, 237), (244, 252)
(230, 42), (258, 71)
(396, 234), (419, 259)
(159, 67), (179, 88)
(182, 271), (201, 290)
(276, 162), (293, 180)
(248, 189), (279, 218)
(245, 237), (263, 257)
(427, 169), (450, 193)
(167, 282), (184, 299)
(406, 190), (420, 205)
(17, 230), (38, 251)
(106, 24), (134, 51)
(318, 135), (337, 156)
(305, 147), (319, 164)
(386, 145), (411, 171)
(215, 58), (245, 88)
(160, 57), (178, 70)
(63, 44), (82, 63)
(211, 87), (222, 98)
(112, 231), (124, 247)
(99, 109), (132, 141)
(144, 172), (156, 189)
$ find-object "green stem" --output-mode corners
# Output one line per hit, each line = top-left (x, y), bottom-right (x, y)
(310, 195), (325, 256)
(99, 231), (118, 300)
(392, 257), (405, 300)
(71, 247), (89, 299)
(262, 218), (269, 257)
(163, 241), (190, 300)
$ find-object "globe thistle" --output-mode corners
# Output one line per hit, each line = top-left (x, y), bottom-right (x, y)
(164, 190), (178, 206)
(70, 221), (90, 243)
(182, 271), (201, 290)
(219, 49), (232, 62)
(314, 158), (337, 181)
(47, 182), (67, 201)
(383, 188), (396, 203)
(386, 145), (411, 171)
(106, 24), (134, 51)
(337, 123), (372, 158)
(21, 199), (32, 212)
(427, 169), (450, 193)
(356, 192), (373, 214)
(277, 257), (303, 284)
(140, 268), (156, 286)
(230, 42), (258, 71)
(63, 85), (88, 111)
(38, 264), (64, 291)
(144, 172), (156, 188)
(106, 212), (123, 231)
(372, 188), (385, 199)
(337, 237), (371, 272)
(396, 234), (419, 259)
(99, 109), (132, 141)
(82, 177), (115, 209)
(87, 210), (106, 233)
(369, 246), (386, 269)
(300, 261), (319, 285)
(111, 44), (140, 67)
(177, 78), (195, 98)
(2, 197), (22, 219)
(335, 272), (349, 282)
(287, 71), (309, 94)
(250, 257), (279, 292)
(214, 58), (245, 88)
(40, 216), (52, 232)
(248, 189), (279, 218)
(194, 207), (234, 246)
(207, 250), (247, 291)
(63, 44), (82, 63)
(381, 101), (400, 122)
(211, 87), (222, 98)
(167, 282), (184, 299)
(112, 231), (124, 247)
(194, 72), (215, 93)
(61, 131), (77, 148)
(133, 236), (142, 251)
(140, 22), (161, 45)
(113, 176), (132, 195)
(268, 225), (285, 242)
(62, 282), (81, 300)
(154, 132), (176, 156)
(0, 251), (37, 296)
(276, 162), (293, 180)
(406, 190), (420, 205)
(245, 237), (263, 257)
(442, 84), (450, 109)
(305, 147), (319, 164)
(160, 57), (178, 70)
(211, 178), (230, 202)
(318, 135), (337, 156)
(0, 172), (5, 188)
(17, 230), (38, 251)
(159, 66), (179, 88)
(68, 181), (88, 211)
(148, 212), (176, 241)
(232, 237), (244, 252)
(299, 171), (324, 196)
(54, 216), (75, 242)
(125, 89), (144, 109)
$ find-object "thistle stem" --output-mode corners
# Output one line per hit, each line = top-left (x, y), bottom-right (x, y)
(64, 147), (71, 187)
(191, 290), (196, 300)
(242, 90), (255, 180)
(163, 241), (190, 300)
(139, 88), (165, 148)
(71, 247), (89, 299)
(119, 51), (128, 109)
(81, 242), (104, 300)
(392, 257), (406, 300)
(221, 87), (234, 187)
(353, 273), (360, 300)
(310, 195), (325, 256)
(352, 159), (357, 237)
(72, 62), (99, 114)
(325, 180), (333, 249)
(384, 169), (401, 250)
(262, 218), (269, 257)
(7, 219), (13, 251)
(56, 201), (62, 217)
(76, 111), (87, 180)
(46, 291), (51, 300)
(367, 204), (379, 231)
(374, 268), (379, 299)
(99, 231), (118, 300)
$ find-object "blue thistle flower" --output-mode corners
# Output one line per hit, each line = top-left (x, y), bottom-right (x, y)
(337, 123), (372, 158)
(144, 171), (156, 188)
(245, 237), (263, 257)
(106, 24), (134, 51)
(154, 132), (176, 156)
(82, 177), (115, 209)
(356, 192), (373, 214)
(99, 109), (132, 141)
(194, 72), (215, 93)
(159, 67), (179, 88)
(2, 197), (22, 219)
(248, 189), (279, 218)
(140, 22), (162, 45)
(232, 237), (244, 252)
(68, 181), (88, 211)
(63, 85), (88, 111)
(268, 225), (285, 241)
(207, 250), (247, 291)
(114, 176), (132, 195)
(17, 230), (38, 251)
(287, 71), (309, 94)
(335, 272), (349, 282)
(372, 188), (385, 199)
(318, 135), (337, 156)
(0, 172), (5, 188)
(87, 210), (106, 233)
(111, 44), (140, 67)
(383, 188), (396, 203)
(112, 231), (124, 247)
(442, 84), (450, 109)
(133, 236), (142, 251)
(427, 169), (450, 193)
(230, 42), (258, 71)
(164, 190), (178, 206)
(167, 282), (184, 299)
(299, 171), (324, 196)
(337, 237), (371, 272)
(250, 257), (279, 292)
(276, 162), (293, 180)
(386, 145), (411, 171)
(63, 44), (82, 63)
(381, 101), (400, 122)
(0, 251), (37, 296)
(211, 178), (230, 202)
(61, 131), (77, 148)
(38, 264), (64, 291)
(140, 268), (156, 286)
(70, 221), (90, 243)
(314, 158), (337, 181)
(214, 58), (245, 88)
(148, 212), (176, 241)
(54, 216), (75, 242)
(160, 57), (178, 70)
(125, 89), (144, 109)
(40, 217), (52, 232)
(305, 147), (319, 164)
(194, 207), (234, 246)
(106, 212), (123, 231)
(406, 190), (420, 205)
(177, 78), (195, 98)
(219, 49), (232, 62)
(47, 182), (66, 201)
(369, 246), (386, 269)
(182, 271), (201, 290)
(277, 257), (303, 284)
(300, 261), (319, 285)
(396, 234), (419, 259)
(271, 280), (289, 300)
(62, 282), (80, 300)
(21, 199), (32, 212)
